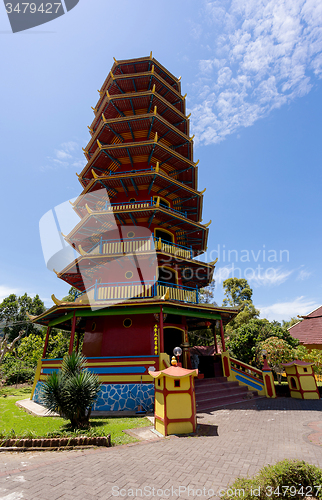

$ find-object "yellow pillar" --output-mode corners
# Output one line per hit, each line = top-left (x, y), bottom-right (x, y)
(263, 369), (276, 398)
(149, 366), (198, 436)
(221, 351), (232, 378)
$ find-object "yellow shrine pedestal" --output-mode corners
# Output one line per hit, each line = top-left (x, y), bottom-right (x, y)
(282, 360), (320, 400)
(149, 365), (198, 436)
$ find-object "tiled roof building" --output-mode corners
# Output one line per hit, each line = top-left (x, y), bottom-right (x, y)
(289, 305), (322, 349)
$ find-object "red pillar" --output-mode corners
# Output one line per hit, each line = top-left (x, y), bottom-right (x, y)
(220, 319), (226, 352)
(42, 326), (51, 359)
(213, 324), (218, 354)
(76, 331), (80, 353)
(69, 312), (77, 354)
(160, 305), (164, 353)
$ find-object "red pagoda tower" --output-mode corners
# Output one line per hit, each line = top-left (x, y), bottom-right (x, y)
(31, 54), (238, 412)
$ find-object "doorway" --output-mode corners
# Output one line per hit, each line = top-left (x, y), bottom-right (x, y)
(164, 327), (184, 360)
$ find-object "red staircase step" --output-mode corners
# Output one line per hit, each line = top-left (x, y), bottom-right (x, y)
(195, 376), (261, 412)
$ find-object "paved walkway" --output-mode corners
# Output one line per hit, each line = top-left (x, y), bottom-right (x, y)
(1, 398), (322, 500)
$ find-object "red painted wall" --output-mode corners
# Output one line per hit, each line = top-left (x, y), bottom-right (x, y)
(82, 314), (155, 357)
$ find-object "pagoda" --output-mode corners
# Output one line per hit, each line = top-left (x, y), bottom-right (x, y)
(31, 54), (239, 412)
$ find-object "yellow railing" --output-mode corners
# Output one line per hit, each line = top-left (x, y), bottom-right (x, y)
(89, 237), (192, 259)
(90, 239), (152, 255)
(158, 241), (191, 259)
(230, 356), (264, 381)
(221, 352), (276, 398)
(97, 284), (154, 300)
(108, 201), (150, 211)
(157, 284), (197, 303)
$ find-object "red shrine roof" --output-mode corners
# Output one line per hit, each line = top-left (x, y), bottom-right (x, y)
(282, 360), (314, 367)
(149, 366), (198, 379)
(289, 305), (322, 345)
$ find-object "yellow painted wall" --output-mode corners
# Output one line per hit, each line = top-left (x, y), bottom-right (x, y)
(290, 391), (302, 399)
(155, 391), (165, 419)
(166, 393), (192, 419)
(300, 377), (317, 391)
(167, 421), (193, 435)
(303, 392), (319, 400)
(155, 419), (165, 435)
(297, 366), (313, 375)
(165, 376), (190, 392)
(287, 376), (299, 390)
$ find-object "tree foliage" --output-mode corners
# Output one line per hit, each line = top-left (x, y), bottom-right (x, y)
(62, 287), (79, 302)
(227, 318), (299, 366)
(256, 337), (294, 382)
(223, 278), (253, 306)
(0, 293), (45, 342)
(199, 281), (216, 304)
(282, 317), (302, 329)
(222, 278), (259, 334)
(0, 329), (24, 364)
(17, 330), (72, 367)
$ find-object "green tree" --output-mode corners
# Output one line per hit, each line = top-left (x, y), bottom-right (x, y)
(188, 325), (215, 347)
(17, 330), (72, 368)
(282, 317), (302, 329)
(0, 293), (46, 342)
(0, 329), (24, 364)
(42, 352), (101, 428)
(227, 318), (299, 366)
(222, 278), (259, 334)
(62, 287), (79, 302)
(294, 347), (322, 375)
(256, 337), (295, 382)
(223, 278), (253, 306)
(199, 280), (216, 304)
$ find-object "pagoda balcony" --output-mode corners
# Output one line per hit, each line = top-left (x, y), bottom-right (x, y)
(75, 280), (200, 304)
(87, 236), (194, 260)
(94, 197), (189, 219)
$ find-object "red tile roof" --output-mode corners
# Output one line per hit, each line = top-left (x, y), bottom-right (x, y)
(282, 360), (314, 367)
(289, 305), (322, 345)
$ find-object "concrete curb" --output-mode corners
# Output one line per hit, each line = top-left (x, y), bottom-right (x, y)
(0, 435), (111, 449)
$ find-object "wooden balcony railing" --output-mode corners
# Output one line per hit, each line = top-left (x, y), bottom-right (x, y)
(89, 197), (188, 218)
(88, 236), (193, 259)
(75, 280), (200, 304)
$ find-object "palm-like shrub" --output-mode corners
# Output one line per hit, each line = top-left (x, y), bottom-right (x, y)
(41, 352), (101, 428)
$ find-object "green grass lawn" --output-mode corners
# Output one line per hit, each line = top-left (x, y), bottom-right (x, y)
(0, 385), (151, 446)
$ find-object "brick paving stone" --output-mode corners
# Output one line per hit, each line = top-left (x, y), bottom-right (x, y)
(0, 399), (322, 499)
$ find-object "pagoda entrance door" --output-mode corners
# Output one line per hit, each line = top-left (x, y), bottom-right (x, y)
(164, 327), (185, 364)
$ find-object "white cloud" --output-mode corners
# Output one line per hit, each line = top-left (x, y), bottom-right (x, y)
(248, 267), (293, 286)
(61, 141), (78, 152)
(213, 265), (293, 286)
(296, 268), (312, 280)
(40, 141), (86, 171)
(55, 149), (72, 160)
(258, 295), (321, 321)
(190, 0), (322, 144)
(0, 285), (20, 302)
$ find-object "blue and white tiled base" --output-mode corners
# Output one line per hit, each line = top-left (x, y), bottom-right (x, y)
(33, 381), (45, 404)
(93, 383), (154, 412)
(32, 381), (154, 412)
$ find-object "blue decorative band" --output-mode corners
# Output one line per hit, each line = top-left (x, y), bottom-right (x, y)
(32, 381), (155, 412)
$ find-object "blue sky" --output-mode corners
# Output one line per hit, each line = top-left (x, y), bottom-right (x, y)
(1, 0), (321, 321)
